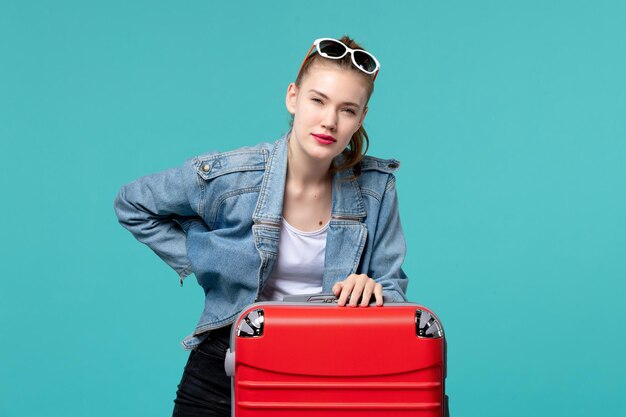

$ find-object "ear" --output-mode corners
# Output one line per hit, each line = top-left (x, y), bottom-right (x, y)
(285, 82), (298, 115)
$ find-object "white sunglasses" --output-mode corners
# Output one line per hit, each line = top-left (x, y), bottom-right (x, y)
(297, 38), (381, 81)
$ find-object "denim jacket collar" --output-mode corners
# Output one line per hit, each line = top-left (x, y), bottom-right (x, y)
(252, 131), (288, 225)
(252, 129), (367, 225)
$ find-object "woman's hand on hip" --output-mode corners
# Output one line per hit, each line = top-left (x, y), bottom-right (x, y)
(332, 274), (383, 307)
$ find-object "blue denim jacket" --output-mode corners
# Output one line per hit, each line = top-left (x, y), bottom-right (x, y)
(114, 129), (408, 349)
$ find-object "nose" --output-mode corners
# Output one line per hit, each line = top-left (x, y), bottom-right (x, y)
(321, 108), (337, 131)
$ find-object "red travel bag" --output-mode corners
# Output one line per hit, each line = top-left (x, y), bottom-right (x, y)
(224, 294), (449, 417)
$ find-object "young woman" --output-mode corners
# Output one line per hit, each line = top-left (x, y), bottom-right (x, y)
(114, 35), (409, 417)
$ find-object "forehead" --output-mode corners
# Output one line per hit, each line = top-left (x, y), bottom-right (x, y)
(300, 61), (369, 106)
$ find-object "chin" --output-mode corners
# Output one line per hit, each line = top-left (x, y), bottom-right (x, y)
(305, 146), (338, 162)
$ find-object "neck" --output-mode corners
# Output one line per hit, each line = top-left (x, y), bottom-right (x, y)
(287, 131), (334, 187)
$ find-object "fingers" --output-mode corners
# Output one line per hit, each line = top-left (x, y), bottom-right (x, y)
(359, 279), (376, 307)
(332, 281), (344, 297)
(374, 282), (384, 306)
(333, 274), (383, 307)
(336, 276), (355, 307)
(349, 276), (367, 307)
(360, 281), (384, 307)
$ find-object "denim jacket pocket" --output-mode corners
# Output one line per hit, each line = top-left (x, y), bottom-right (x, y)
(193, 149), (268, 181)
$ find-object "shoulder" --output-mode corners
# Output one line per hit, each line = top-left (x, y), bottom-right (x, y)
(359, 155), (400, 174)
(355, 155), (401, 198)
(187, 140), (274, 180)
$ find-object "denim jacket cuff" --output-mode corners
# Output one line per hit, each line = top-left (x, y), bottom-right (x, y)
(178, 264), (194, 286)
(383, 288), (408, 303)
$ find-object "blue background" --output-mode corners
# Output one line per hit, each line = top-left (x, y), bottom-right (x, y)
(1, 1), (625, 416)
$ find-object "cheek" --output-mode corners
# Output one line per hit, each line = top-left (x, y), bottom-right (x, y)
(340, 115), (361, 132)
(295, 103), (318, 124)
(338, 132), (353, 147)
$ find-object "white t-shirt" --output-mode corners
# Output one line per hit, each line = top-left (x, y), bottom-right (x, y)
(259, 217), (328, 301)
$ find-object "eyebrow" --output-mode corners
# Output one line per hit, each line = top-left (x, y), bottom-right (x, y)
(308, 89), (362, 109)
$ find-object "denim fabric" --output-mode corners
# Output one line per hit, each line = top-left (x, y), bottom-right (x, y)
(172, 325), (232, 417)
(114, 129), (409, 349)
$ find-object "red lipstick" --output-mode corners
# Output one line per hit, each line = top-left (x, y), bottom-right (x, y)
(312, 133), (337, 145)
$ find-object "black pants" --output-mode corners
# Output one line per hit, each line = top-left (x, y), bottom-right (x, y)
(172, 325), (232, 417)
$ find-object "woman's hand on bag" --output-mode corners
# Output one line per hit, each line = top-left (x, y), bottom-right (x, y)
(332, 274), (384, 307)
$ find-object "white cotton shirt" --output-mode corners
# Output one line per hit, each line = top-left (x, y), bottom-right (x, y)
(258, 217), (328, 301)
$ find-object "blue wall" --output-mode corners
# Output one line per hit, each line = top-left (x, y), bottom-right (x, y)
(1, 1), (624, 416)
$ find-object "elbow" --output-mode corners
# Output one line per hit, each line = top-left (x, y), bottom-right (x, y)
(113, 185), (132, 225)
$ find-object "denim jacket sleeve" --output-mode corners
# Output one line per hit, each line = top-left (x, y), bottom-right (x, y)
(370, 174), (409, 302)
(113, 158), (200, 281)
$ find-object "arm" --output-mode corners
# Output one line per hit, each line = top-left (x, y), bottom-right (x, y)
(369, 173), (409, 302)
(332, 174), (409, 305)
(113, 158), (201, 283)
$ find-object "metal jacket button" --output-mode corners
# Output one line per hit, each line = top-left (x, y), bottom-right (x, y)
(201, 163), (211, 172)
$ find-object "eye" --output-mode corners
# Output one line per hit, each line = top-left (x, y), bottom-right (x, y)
(311, 97), (323, 104)
(343, 108), (357, 115)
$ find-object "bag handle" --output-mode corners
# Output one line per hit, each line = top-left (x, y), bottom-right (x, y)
(282, 293), (395, 305)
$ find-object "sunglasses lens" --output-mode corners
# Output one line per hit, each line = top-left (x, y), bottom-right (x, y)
(353, 50), (377, 73)
(318, 39), (347, 58)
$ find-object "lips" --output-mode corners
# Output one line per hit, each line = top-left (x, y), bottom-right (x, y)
(312, 133), (337, 144)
